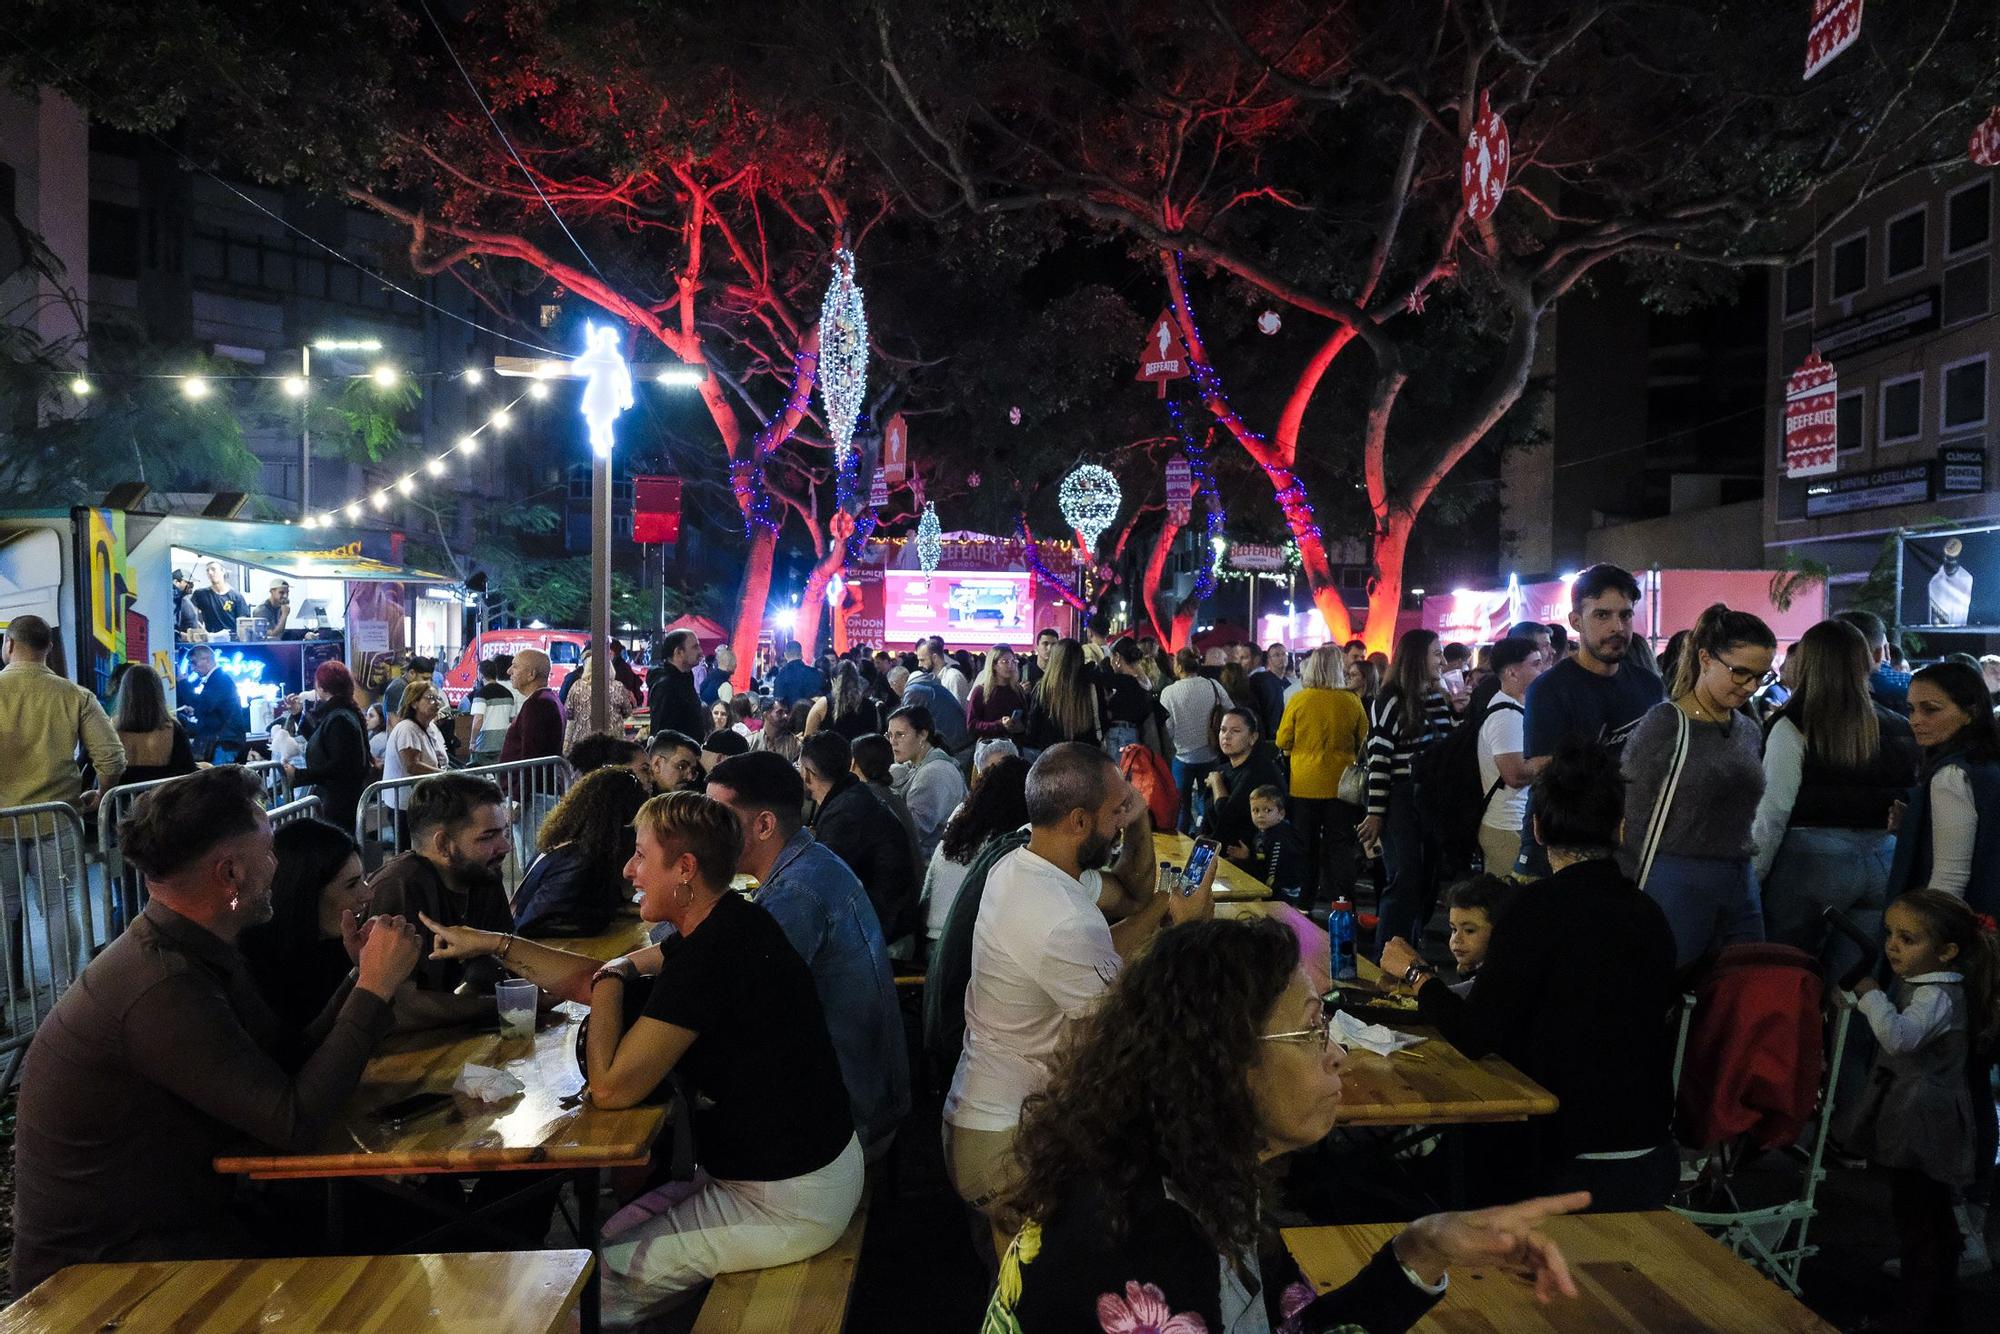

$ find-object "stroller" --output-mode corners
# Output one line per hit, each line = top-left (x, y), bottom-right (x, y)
(1669, 912), (1875, 1293)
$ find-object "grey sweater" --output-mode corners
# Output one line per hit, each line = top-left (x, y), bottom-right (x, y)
(1617, 701), (1765, 872)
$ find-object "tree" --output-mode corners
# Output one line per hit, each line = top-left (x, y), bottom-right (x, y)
(848, 0), (1997, 645)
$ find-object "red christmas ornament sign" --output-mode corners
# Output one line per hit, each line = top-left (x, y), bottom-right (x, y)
(1784, 351), (1840, 479)
(869, 466), (889, 510)
(1165, 455), (1193, 525)
(1461, 90), (1509, 222)
(882, 412), (908, 482)
(1971, 107), (2000, 168)
(1803, 0), (1863, 81)
(1135, 309), (1191, 398)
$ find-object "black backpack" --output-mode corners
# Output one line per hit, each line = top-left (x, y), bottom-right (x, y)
(1411, 697), (1522, 862)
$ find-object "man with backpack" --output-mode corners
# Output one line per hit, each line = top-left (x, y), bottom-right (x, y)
(1411, 637), (1543, 881)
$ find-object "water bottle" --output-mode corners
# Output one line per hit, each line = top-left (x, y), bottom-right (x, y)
(1328, 896), (1358, 980)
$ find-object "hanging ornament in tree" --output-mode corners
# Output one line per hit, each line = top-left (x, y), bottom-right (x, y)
(1165, 454), (1193, 525)
(869, 467), (889, 510)
(915, 502), (943, 579)
(1059, 464), (1122, 556)
(1783, 350), (1839, 479)
(817, 248), (868, 458)
(1803, 0), (1863, 81)
(1256, 310), (1282, 336)
(1008, 406), (1022, 426)
(1460, 90), (1509, 222)
(966, 470), (983, 489)
(1404, 287), (1428, 315)
(1971, 107), (2000, 167)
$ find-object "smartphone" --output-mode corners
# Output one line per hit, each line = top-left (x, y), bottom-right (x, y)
(1180, 837), (1219, 896)
(370, 1091), (453, 1124)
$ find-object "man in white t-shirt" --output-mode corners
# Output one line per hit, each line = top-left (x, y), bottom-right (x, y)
(1476, 637), (1545, 877)
(942, 742), (1214, 1265)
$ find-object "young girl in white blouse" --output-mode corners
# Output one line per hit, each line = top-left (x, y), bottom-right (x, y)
(1840, 891), (1998, 1334)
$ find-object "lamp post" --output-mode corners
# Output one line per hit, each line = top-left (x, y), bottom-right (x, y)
(493, 341), (705, 735)
(300, 338), (382, 520)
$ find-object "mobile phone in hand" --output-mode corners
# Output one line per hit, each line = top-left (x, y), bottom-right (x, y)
(1180, 837), (1219, 896)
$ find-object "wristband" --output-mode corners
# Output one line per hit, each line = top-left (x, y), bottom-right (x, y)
(591, 958), (638, 988)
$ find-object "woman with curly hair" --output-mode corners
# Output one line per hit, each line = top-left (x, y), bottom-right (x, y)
(509, 766), (648, 936)
(989, 915), (1588, 1332)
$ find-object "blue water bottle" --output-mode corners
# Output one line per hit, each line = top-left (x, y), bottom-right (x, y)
(1328, 896), (1358, 980)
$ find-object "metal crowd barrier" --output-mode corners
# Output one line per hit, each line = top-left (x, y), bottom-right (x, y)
(352, 756), (572, 894)
(266, 793), (326, 831)
(0, 802), (94, 1088)
(244, 757), (294, 806)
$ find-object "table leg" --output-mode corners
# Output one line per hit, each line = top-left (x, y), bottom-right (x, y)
(575, 1168), (601, 1334)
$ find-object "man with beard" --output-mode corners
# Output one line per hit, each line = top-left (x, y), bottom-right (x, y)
(9, 768), (422, 1292)
(1516, 563), (1662, 878)
(365, 772), (516, 1027)
(941, 743), (1213, 1267)
(643, 729), (705, 794)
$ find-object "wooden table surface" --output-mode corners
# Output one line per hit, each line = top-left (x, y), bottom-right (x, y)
(214, 1004), (666, 1179)
(1, 1251), (595, 1334)
(535, 913), (658, 963)
(1154, 832), (1272, 900)
(1284, 1211), (1835, 1331)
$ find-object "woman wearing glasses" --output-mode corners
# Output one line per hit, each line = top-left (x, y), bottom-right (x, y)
(1617, 603), (1776, 966)
(984, 914), (1591, 1332)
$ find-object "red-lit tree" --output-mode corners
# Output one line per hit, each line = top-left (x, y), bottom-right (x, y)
(854, 0), (1994, 646)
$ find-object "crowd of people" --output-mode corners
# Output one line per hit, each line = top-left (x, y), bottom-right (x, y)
(4, 563), (2000, 1330)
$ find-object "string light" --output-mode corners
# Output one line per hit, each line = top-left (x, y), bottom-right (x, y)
(463, 368), (485, 385)
(395, 476), (415, 496)
(181, 377), (210, 400)
(369, 491), (389, 510)
(1058, 464), (1122, 555)
(282, 375), (308, 398)
(1164, 393), (1223, 603)
(1018, 514), (1088, 610)
(527, 381), (550, 400)
(69, 376), (91, 396)
(371, 365), (399, 388)
(817, 248), (868, 459)
(458, 434), (480, 455)
(425, 458), (446, 477)
(489, 409), (512, 429)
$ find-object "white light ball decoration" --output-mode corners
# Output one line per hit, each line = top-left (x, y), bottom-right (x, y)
(916, 502), (943, 579)
(1257, 310), (1281, 335)
(818, 248), (868, 459)
(1059, 464), (1122, 556)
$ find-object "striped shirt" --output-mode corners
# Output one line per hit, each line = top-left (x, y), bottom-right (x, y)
(1364, 689), (1454, 815)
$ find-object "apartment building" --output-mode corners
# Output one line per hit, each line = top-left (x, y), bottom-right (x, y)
(1765, 165), (1996, 586)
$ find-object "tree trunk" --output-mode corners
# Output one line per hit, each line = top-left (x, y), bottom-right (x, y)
(730, 523), (777, 690)
(1363, 515), (1413, 655)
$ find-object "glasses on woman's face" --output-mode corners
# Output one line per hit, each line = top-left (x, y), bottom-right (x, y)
(1713, 657), (1778, 690)
(1260, 1006), (1336, 1055)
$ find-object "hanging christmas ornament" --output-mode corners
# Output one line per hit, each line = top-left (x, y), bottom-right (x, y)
(1256, 310), (1281, 336)
(1008, 406), (1022, 426)
(1783, 350), (1839, 479)
(817, 248), (868, 458)
(966, 470), (983, 489)
(1804, 0), (1863, 81)
(915, 502), (943, 579)
(881, 411), (909, 481)
(1460, 90), (1510, 222)
(1059, 464), (1122, 556)
(1971, 107), (2000, 167)
(1404, 287), (1428, 315)
(869, 466), (889, 510)
(1165, 454), (1193, 525)
(1134, 309), (1191, 399)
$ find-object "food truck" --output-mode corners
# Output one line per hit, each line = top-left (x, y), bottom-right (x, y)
(0, 504), (459, 735)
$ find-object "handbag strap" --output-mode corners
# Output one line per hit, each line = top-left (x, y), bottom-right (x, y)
(1634, 707), (1691, 891)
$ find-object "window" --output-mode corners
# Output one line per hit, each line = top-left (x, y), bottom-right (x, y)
(88, 201), (141, 280)
(1884, 207), (1926, 279)
(1947, 179), (1992, 256)
(1782, 259), (1815, 319)
(1943, 355), (1988, 432)
(1879, 374), (1923, 444)
(1836, 389), (1865, 454)
(1830, 233), (1868, 299)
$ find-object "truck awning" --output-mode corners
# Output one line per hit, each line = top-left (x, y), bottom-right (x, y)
(218, 549), (455, 584)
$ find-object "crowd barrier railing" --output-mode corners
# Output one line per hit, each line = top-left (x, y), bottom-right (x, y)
(266, 793), (326, 831)
(352, 756), (572, 893)
(0, 802), (94, 1088)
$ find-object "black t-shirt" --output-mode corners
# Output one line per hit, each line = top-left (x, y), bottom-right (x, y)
(643, 892), (853, 1181)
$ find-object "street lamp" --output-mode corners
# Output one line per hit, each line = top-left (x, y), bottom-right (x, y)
(300, 337), (383, 519)
(492, 333), (706, 734)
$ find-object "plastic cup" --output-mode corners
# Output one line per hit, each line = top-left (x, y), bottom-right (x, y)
(496, 978), (538, 1039)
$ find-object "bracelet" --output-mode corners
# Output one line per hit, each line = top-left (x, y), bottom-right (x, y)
(498, 933), (516, 961)
(590, 959), (636, 988)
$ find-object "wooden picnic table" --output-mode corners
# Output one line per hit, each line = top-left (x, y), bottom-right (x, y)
(535, 913), (658, 963)
(1154, 831), (1271, 900)
(0, 1250), (594, 1334)
(1283, 1211), (1836, 1331)
(214, 1004), (664, 1333)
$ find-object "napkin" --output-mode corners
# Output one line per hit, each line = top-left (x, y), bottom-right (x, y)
(1330, 1009), (1427, 1056)
(452, 1062), (525, 1103)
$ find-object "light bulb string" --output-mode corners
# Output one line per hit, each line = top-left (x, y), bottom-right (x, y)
(304, 385), (534, 528)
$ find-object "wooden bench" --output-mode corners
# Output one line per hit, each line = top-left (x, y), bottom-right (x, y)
(690, 1189), (870, 1333)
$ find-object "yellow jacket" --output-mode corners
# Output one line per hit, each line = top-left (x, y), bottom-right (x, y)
(1275, 686), (1368, 800)
(0, 661), (126, 835)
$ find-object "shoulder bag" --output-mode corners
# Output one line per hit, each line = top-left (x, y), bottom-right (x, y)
(1632, 705), (1692, 891)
